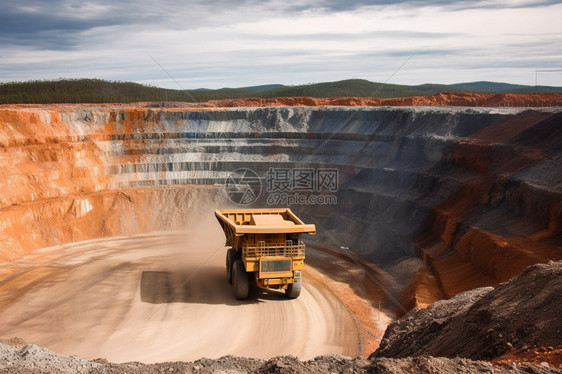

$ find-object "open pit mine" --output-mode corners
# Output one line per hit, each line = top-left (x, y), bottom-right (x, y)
(0, 101), (561, 373)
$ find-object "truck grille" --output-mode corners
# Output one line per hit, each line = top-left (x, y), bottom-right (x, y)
(242, 240), (305, 258)
(261, 259), (292, 273)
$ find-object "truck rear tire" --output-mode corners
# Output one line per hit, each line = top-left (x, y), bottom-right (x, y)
(286, 277), (301, 299)
(232, 259), (250, 300)
(226, 248), (236, 284)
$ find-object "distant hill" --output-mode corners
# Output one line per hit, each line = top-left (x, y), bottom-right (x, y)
(451, 81), (528, 92)
(0, 78), (560, 104)
(242, 84), (286, 93)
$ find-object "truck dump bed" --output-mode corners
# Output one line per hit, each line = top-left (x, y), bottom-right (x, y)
(215, 208), (316, 256)
(215, 208), (316, 236)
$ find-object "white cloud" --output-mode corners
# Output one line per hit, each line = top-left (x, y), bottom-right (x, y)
(0, 0), (561, 87)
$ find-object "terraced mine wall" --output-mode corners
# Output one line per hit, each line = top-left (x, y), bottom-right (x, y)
(1, 106), (560, 309)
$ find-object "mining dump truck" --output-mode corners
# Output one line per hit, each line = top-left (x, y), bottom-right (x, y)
(215, 208), (316, 300)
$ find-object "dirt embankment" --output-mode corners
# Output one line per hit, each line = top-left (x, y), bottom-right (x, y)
(373, 260), (562, 369)
(196, 92), (562, 108)
(2, 92), (562, 109)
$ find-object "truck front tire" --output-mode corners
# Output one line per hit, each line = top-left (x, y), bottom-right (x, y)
(226, 248), (236, 284)
(286, 277), (301, 299)
(232, 259), (250, 300)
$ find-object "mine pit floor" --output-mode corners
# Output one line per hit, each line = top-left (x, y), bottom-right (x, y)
(0, 230), (391, 363)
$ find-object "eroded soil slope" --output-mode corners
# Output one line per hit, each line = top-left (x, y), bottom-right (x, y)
(373, 260), (562, 369)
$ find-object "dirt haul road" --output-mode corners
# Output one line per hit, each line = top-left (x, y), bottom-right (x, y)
(0, 216), (389, 363)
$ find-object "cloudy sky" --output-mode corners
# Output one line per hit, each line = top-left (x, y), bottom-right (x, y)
(1, 0), (561, 89)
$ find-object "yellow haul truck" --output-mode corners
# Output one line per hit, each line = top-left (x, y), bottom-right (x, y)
(215, 208), (316, 300)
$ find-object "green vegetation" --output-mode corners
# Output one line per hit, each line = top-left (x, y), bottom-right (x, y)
(0, 79), (188, 104)
(1, 78), (560, 104)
